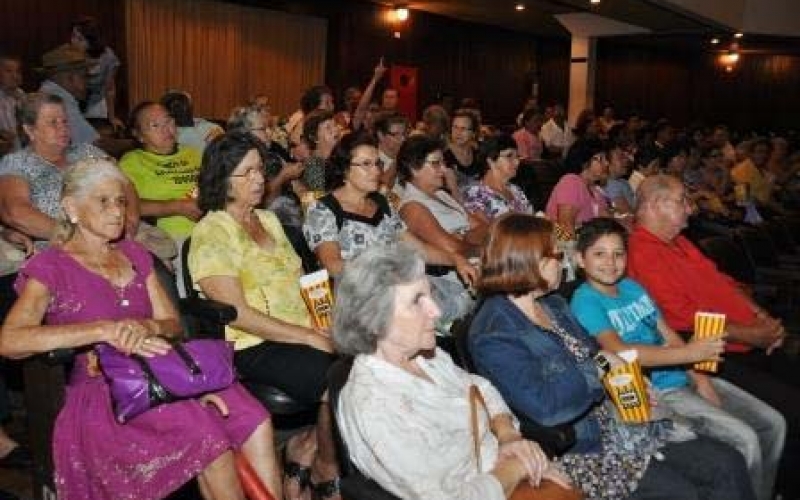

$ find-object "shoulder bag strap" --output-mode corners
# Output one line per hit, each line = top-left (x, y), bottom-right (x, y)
(469, 384), (490, 472)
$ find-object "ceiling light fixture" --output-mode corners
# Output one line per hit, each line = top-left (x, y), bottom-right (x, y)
(590, 0), (601, 4)
(515, 3), (525, 11)
(394, 5), (410, 22)
(734, 32), (743, 38)
(710, 37), (720, 44)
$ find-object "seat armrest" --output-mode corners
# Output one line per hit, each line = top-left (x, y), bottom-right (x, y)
(43, 348), (76, 366)
(179, 297), (237, 324)
(179, 297), (237, 340)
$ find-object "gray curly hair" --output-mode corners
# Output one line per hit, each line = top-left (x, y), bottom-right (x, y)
(333, 244), (426, 355)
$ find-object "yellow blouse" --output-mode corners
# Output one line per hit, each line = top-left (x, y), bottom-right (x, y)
(188, 209), (312, 350)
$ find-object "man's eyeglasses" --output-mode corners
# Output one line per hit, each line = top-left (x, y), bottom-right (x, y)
(386, 130), (408, 139)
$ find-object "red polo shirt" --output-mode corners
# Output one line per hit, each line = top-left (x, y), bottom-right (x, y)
(627, 225), (755, 353)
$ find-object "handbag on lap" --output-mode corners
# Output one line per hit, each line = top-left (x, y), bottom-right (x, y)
(96, 338), (236, 423)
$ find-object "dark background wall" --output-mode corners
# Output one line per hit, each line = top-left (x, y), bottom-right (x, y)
(0, 0), (128, 110)
(595, 36), (800, 133)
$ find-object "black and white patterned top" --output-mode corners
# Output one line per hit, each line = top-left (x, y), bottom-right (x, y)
(303, 194), (406, 261)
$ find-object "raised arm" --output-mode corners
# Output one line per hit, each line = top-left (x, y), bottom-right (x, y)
(351, 58), (387, 132)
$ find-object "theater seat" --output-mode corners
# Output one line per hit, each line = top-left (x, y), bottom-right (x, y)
(179, 239), (318, 431)
(327, 357), (401, 500)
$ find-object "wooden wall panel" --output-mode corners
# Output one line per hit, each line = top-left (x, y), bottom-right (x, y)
(0, 0), (126, 112)
(322, 0), (566, 126)
(595, 37), (800, 133)
(125, 0), (327, 119)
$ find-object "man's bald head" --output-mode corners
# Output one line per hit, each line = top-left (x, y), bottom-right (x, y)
(635, 174), (689, 241)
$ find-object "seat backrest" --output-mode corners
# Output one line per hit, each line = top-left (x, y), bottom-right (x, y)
(327, 357), (401, 500)
(764, 218), (797, 254)
(180, 237), (198, 301)
(733, 226), (779, 268)
(697, 235), (756, 283)
(455, 299), (576, 457)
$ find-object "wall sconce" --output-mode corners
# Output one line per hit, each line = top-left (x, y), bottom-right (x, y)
(719, 49), (740, 72)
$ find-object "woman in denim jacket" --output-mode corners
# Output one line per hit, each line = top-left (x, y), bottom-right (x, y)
(468, 213), (754, 500)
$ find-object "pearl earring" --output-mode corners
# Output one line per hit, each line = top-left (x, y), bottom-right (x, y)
(69, 215), (78, 224)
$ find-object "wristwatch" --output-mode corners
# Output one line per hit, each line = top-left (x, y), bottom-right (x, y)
(594, 352), (611, 375)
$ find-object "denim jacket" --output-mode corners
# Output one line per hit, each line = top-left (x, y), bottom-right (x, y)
(469, 293), (606, 452)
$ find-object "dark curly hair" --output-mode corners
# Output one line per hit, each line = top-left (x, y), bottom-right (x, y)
(475, 133), (518, 177)
(300, 85), (333, 114)
(395, 135), (444, 186)
(327, 132), (378, 190)
(302, 109), (335, 151)
(198, 132), (267, 211)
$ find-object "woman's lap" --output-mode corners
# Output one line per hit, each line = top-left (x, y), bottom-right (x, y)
(630, 436), (756, 500)
(235, 340), (335, 405)
(54, 378), (268, 500)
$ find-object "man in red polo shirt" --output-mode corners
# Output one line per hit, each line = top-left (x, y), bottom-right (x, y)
(628, 174), (800, 498)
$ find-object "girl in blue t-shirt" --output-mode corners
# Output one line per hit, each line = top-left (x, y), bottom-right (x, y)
(570, 217), (785, 500)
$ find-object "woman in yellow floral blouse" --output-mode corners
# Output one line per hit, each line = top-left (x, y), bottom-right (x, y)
(188, 132), (341, 500)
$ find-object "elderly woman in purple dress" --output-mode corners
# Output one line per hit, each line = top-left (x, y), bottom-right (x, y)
(0, 159), (281, 500)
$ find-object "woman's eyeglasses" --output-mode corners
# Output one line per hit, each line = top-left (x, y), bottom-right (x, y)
(350, 159), (384, 170)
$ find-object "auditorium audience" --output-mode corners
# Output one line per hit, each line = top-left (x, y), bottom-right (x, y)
(333, 243), (575, 500)
(37, 45), (98, 146)
(227, 103), (302, 208)
(540, 103), (574, 159)
(0, 53), (23, 156)
(285, 85), (334, 146)
(571, 217), (785, 500)
(0, 93), (114, 248)
(545, 139), (610, 238)
(5, 24), (800, 500)
(627, 174), (800, 498)
(373, 110), (408, 190)
(188, 132), (341, 500)
(469, 213), (756, 500)
(0, 158), (281, 500)
(161, 90), (224, 154)
(463, 133), (533, 220)
(445, 109), (481, 190)
(69, 16), (122, 129)
(302, 133), (476, 322)
(300, 109), (339, 194)
(513, 109), (544, 161)
(397, 135), (486, 322)
(120, 101), (202, 242)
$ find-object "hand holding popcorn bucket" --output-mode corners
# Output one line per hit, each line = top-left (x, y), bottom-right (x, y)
(693, 312), (726, 372)
(602, 349), (651, 423)
(299, 270), (334, 330)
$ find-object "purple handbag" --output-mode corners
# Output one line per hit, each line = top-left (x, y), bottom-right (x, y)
(96, 339), (236, 423)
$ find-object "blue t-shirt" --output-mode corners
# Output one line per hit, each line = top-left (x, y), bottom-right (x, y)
(570, 278), (689, 391)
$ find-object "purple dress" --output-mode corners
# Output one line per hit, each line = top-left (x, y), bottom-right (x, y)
(15, 240), (269, 500)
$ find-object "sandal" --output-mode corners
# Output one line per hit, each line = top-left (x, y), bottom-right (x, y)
(284, 461), (312, 498)
(311, 476), (341, 500)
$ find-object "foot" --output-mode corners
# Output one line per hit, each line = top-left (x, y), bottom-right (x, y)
(310, 475), (341, 500)
(284, 461), (311, 500)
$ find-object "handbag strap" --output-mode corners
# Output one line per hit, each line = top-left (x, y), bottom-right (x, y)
(172, 341), (202, 375)
(469, 384), (490, 473)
